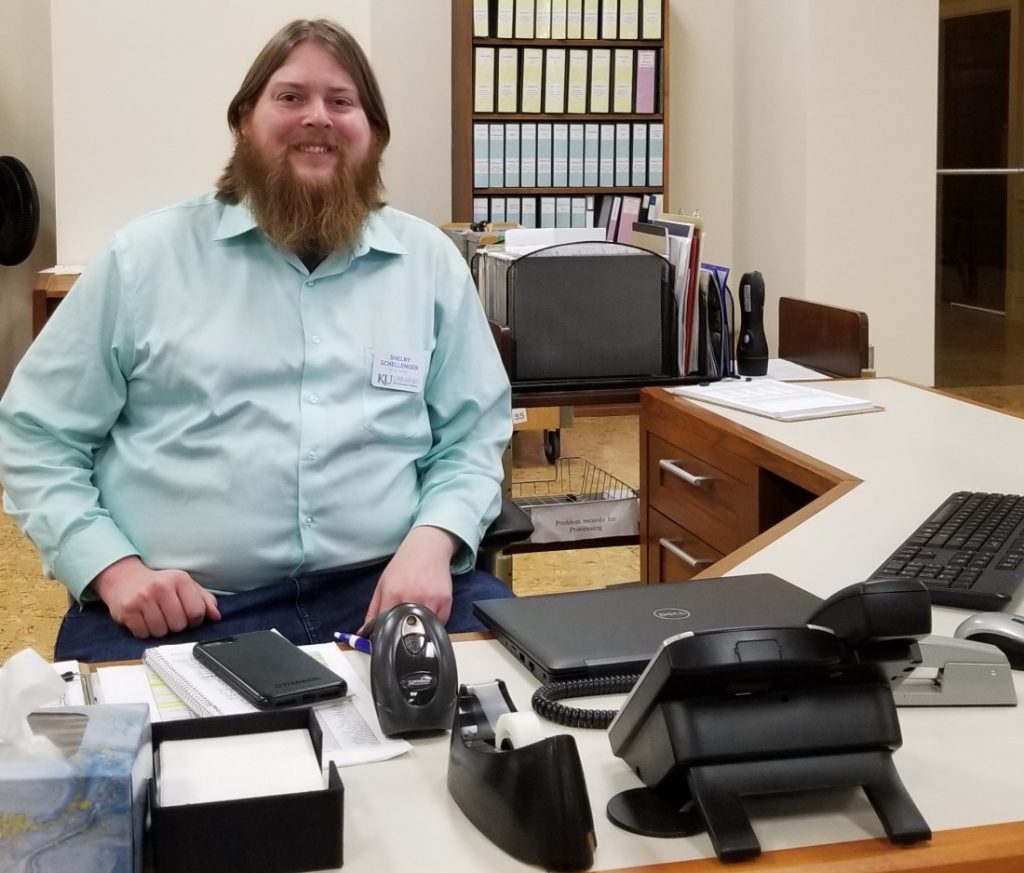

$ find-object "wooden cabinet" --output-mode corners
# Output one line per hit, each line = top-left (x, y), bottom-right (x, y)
(640, 387), (856, 583)
(450, 0), (669, 224)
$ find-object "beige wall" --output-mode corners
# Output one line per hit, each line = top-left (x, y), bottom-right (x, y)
(0, 0), (56, 392)
(670, 0), (938, 385)
(0, 0), (938, 390)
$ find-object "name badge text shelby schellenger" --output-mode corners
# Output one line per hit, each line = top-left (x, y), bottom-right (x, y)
(370, 350), (426, 393)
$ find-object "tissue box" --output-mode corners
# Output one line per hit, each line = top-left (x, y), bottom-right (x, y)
(150, 708), (344, 873)
(0, 704), (151, 873)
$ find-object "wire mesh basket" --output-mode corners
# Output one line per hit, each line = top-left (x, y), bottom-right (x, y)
(511, 457), (639, 544)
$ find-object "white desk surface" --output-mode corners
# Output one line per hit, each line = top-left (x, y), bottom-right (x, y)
(336, 379), (1024, 871)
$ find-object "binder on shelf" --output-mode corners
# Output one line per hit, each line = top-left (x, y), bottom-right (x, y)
(551, 0), (568, 39)
(583, 123), (600, 187)
(473, 123), (489, 189)
(642, 0), (663, 38)
(648, 122), (664, 187)
(599, 124), (616, 187)
(619, 0), (640, 39)
(635, 49), (657, 114)
(497, 47), (519, 114)
(614, 123), (631, 187)
(552, 123), (570, 186)
(539, 197), (557, 228)
(473, 198), (489, 224)
(585, 195), (596, 227)
(615, 194), (643, 244)
(605, 195), (622, 241)
(491, 196), (507, 223)
(568, 123), (585, 187)
(489, 123), (505, 188)
(522, 197), (538, 229)
(583, 0), (600, 38)
(543, 48), (566, 114)
(521, 47), (544, 114)
(537, 123), (553, 187)
(515, 0), (537, 38)
(590, 48), (611, 113)
(570, 197), (587, 228)
(521, 123), (538, 187)
(506, 197), (522, 227)
(473, 0), (490, 36)
(613, 49), (635, 114)
(505, 123), (521, 188)
(566, 0), (584, 38)
(631, 122), (648, 187)
(535, 0), (552, 39)
(567, 49), (589, 114)
(555, 196), (572, 228)
(474, 47), (495, 113)
(602, 0), (619, 39)
(496, 0), (515, 38)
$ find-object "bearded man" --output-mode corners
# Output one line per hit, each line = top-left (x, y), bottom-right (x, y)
(0, 19), (514, 663)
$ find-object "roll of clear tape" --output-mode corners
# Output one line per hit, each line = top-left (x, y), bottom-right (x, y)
(494, 711), (547, 750)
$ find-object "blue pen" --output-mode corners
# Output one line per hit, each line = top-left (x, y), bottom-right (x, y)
(334, 631), (372, 654)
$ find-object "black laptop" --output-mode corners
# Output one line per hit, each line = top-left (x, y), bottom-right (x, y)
(473, 574), (823, 683)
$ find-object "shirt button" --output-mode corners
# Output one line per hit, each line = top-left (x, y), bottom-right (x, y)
(304, 516), (314, 526)
(307, 451), (319, 461)
(306, 280), (315, 287)
(309, 394), (319, 404)
(311, 335), (321, 344)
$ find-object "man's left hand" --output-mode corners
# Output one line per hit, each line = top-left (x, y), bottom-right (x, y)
(362, 526), (457, 632)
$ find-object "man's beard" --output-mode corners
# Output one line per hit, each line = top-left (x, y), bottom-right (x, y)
(224, 134), (384, 256)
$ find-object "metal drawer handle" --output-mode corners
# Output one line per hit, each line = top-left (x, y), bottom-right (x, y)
(659, 458), (712, 487)
(659, 538), (714, 569)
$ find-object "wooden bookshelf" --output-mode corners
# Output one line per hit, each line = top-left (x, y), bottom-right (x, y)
(451, 0), (669, 224)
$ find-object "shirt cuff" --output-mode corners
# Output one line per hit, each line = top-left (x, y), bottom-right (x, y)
(52, 522), (140, 601)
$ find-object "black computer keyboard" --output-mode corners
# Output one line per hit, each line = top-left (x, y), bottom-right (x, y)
(869, 491), (1024, 610)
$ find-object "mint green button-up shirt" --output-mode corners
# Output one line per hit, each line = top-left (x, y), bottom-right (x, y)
(0, 195), (512, 599)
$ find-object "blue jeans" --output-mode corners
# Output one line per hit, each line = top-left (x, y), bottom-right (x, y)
(54, 562), (514, 663)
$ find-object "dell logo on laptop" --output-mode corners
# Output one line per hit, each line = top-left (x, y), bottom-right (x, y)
(653, 607), (692, 620)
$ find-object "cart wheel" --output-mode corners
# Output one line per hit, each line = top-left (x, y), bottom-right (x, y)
(543, 429), (561, 464)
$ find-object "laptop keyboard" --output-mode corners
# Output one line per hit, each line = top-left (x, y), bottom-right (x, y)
(869, 491), (1024, 610)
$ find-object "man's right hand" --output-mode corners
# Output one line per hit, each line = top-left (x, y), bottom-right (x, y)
(90, 556), (221, 639)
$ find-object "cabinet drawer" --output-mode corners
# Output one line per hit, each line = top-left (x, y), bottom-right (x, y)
(646, 507), (723, 583)
(646, 432), (757, 553)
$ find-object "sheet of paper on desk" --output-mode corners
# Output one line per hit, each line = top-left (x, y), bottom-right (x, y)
(91, 643), (410, 767)
(670, 378), (883, 421)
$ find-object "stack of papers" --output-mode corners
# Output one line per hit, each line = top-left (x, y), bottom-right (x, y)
(670, 379), (883, 422)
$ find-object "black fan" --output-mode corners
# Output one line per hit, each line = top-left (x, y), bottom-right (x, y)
(0, 155), (40, 266)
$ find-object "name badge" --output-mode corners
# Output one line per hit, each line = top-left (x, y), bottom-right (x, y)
(371, 350), (426, 393)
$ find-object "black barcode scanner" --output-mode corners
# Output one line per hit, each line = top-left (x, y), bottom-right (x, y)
(736, 270), (769, 376)
(370, 602), (458, 737)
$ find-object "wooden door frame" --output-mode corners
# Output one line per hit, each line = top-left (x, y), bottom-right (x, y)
(939, 0), (1023, 319)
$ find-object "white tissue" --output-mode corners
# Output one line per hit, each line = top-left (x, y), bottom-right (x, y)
(0, 649), (70, 762)
(495, 711), (547, 750)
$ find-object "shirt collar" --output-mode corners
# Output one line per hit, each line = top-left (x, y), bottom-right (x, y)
(213, 200), (407, 257)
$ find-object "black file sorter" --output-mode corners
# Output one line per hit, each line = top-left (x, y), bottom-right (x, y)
(490, 242), (682, 393)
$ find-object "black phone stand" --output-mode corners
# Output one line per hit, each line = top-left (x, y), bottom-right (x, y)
(607, 620), (932, 862)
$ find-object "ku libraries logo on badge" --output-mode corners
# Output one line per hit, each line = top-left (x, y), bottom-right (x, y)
(371, 350), (425, 393)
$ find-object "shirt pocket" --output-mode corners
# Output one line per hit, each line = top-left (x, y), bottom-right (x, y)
(361, 348), (431, 442)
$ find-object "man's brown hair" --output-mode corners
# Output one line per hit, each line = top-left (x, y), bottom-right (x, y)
(217, 18), (390, 203)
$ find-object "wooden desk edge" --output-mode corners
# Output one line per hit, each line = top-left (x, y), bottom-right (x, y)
(601, 821), (1024, 873)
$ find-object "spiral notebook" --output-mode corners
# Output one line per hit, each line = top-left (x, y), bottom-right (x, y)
(143, 642), (268, 717)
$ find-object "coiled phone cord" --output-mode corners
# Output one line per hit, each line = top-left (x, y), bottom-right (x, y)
(530, 674), (640, 729)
